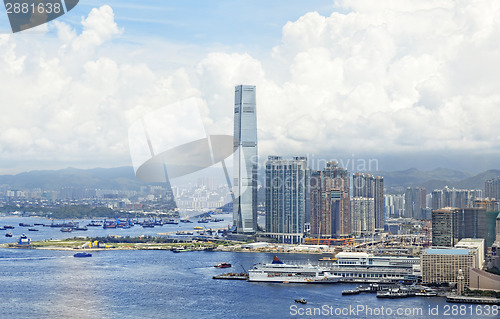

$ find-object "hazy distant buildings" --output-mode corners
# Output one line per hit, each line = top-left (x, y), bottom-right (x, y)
(310, 162), (350, 238)
(404, 187), (426, 219)
(384, 194), (405, 218)
(431, 187), (482, 210)
(485, 177), (500, 200)
(232, 85), (258, 234)
(265, 156), (309, 244)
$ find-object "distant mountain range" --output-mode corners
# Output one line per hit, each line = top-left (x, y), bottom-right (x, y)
(0, 167), (150, 190)
(0, 166), (499, 193)
(376, 168), (500, 193)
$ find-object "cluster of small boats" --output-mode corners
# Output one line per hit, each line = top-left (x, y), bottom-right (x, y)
(1, 225), (16, 237)
(342, 283), (438, 298)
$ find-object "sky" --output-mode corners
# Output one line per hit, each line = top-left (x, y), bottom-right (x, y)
(1, 0), (500, 175)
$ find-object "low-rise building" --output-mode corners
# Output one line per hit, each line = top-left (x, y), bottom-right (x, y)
(421, 248), (475, 285)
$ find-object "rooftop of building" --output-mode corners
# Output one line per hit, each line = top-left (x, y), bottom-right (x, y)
(456, 238), (485, 244)
(425, 248), (469, 255)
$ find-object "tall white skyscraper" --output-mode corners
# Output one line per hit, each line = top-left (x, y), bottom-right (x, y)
(233, 85), (258, 233)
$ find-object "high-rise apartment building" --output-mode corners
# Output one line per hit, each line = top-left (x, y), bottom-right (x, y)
(233, 85), (258, 234)
(265, 156), (309, 244)
(404, 187), (426, 219)
(350, 197), (375, 236)
(352, 173), (384, 231)
(310, 162), (350, 238)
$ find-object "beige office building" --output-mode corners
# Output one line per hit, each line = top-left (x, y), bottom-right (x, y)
(455, 238), (485, 269)
(421, 248), (475, 285)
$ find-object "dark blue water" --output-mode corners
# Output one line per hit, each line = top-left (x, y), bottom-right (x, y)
(0, 218), (498, 318)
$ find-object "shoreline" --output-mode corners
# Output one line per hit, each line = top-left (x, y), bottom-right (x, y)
(0, 240), (332, 255)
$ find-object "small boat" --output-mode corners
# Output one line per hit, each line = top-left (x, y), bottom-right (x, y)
(19, 223), (33, 227)
(376, 289), (411, 298)
(74, 252), (92, 258)
(73, 226), (88, 231)
(5, 232), (13, 237)
(4, 225), (15, 229)
(171, 247), (192, 253)
(34, 223), (45, 226)
(214, 262), (231, 268)
(194, 226), (203, 230)
(163, 219), (178, 225)
(294, 298), (307, 304)
(28, 228), (39, 231)
(86, 220), (102, 227)
(60, 227), (73, 232)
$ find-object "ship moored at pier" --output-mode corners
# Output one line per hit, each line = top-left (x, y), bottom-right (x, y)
(248, 256), (341, 284)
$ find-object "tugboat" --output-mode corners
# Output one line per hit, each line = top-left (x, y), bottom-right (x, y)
(74, 252), (92, 258)
(294, 298), (307, 304)
(214, 262), (232, 268)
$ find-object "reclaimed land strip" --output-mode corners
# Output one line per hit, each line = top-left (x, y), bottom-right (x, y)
(0, 237), (333, 254)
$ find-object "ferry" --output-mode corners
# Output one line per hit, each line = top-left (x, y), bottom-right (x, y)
(248, 256), (341, 284)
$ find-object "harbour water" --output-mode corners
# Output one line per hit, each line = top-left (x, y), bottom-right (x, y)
(0, 217), (498, 318)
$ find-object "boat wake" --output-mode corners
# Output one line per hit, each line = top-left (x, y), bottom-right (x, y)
(0, 256), (60, 261)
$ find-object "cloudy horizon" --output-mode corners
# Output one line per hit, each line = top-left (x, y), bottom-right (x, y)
(1, 0), (500, 175)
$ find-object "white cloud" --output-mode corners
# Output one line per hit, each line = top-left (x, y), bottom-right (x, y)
(72, 5), (122, 50)
(2, 1), (500, 173)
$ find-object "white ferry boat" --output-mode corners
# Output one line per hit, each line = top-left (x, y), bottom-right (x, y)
(248, 256), (341, 284)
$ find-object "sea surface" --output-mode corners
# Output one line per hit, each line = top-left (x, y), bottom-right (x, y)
(0, 217), (498, 319)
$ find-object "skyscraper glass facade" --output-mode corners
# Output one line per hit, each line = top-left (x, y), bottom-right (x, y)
(233, 85), (258, 233)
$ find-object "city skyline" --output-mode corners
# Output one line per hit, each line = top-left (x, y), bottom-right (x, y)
(1, 1), (500, 174)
